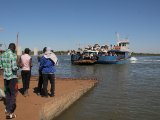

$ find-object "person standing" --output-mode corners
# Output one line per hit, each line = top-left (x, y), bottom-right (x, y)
(19, 48), (32, 97)
(39, 47), (58, 97)
(37, 47), (47, 96)
(0, 43), (18, 119)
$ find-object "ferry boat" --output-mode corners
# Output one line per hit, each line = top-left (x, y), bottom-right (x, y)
(97, 40), (131, 64)
(71, 46), (98, 65)
(71, 33), (131, 65)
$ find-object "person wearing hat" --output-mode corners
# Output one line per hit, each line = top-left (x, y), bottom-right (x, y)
(39, 47), (58, 97)
(19, 48), (32, 97)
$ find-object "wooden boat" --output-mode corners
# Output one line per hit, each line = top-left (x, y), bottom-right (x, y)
(72, 59), (97, 65)
(71, 50), (98, 65)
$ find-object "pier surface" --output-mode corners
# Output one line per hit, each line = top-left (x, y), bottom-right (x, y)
(0, 76), (97, 120)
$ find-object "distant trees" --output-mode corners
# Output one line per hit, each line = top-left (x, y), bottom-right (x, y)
(23, 50), (160, 56)
(37, 50), (70, 55)
(131, 52), (160, 56)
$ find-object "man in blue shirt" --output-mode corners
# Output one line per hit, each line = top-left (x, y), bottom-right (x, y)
(39, 47), (57, 97)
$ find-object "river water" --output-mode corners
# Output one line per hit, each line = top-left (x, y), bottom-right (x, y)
(31, 55), (160, 120)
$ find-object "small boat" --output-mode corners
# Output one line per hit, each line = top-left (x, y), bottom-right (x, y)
(97, 39), (131, 64)
(71, 49), (98, 65)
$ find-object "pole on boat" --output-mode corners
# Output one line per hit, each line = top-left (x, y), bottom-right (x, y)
(115, 32), (120, 42)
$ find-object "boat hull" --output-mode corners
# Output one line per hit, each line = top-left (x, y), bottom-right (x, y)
(97, 56), (119, 64)
(72, 59), (96, 65)
(97, 50), (130, 64)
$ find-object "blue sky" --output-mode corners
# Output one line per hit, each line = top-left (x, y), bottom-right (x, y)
(0, 0), (160, 53)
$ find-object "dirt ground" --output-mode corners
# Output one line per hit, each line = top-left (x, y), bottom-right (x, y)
(0, 75), (97, 120)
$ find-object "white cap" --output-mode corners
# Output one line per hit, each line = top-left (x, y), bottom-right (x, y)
(46, 47), (51, 51)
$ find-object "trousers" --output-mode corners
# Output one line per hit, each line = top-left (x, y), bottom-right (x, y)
(42, 74), (55, 96)
(5, 78), (18, 113)
(21, 70), (31, 92)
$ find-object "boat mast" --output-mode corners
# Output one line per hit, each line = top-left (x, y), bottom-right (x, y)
(115, 32), (120, 42)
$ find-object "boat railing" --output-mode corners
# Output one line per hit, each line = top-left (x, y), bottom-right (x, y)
(113, 46), (121, 50)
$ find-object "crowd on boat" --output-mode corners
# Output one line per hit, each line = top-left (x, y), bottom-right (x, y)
(71, 44), (118, 59)
(71, 41), (130, 65)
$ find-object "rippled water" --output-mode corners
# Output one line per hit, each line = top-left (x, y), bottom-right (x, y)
(30, 55), (160, 120)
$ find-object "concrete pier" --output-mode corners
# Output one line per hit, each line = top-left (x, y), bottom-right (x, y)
(0, 76), (98, 120)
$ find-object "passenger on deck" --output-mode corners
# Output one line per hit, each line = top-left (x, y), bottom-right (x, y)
(105, 52), (108, 56)
(113, 52), (117, 56)
(109, 52), (113, 56)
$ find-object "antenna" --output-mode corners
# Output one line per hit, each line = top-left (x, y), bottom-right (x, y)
(115, 32), (120, 42)
(125, 35), (129, 42)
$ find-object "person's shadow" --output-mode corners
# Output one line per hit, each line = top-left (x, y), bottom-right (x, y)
(18, 88), (24, 95)
(33, 87), (39, 94)
(33, 87), (45, 96)
(0, 96), (6, 106)
(0, 89), (6, 105)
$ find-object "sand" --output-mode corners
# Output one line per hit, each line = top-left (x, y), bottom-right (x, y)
(0, 75), (97, 120)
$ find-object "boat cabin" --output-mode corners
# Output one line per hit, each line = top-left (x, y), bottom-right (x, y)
(113, 40), (129, 51)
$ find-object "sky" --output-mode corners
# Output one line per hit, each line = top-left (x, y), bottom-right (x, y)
(0, 0), (160, 53)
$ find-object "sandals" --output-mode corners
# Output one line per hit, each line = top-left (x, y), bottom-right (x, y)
(6, 113), (16, 119)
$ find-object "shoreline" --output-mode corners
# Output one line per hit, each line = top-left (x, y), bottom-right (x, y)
(0, 75), (98, 120)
